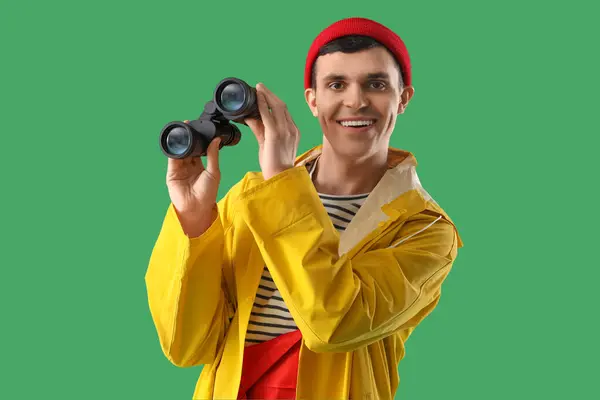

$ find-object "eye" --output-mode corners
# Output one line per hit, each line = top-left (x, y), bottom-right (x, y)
(328, 82), (344, 90)
(369, 81), (387, 90)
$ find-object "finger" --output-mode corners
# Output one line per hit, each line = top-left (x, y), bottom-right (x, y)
(282, 108), (300, 158)
(258, 83), (286, 129)
(282, 103), (300, 137)
(283, 107), (297, 134)
(258, 83), (282, 104)
(167, 156), (178, 172)
(245, 118), (265, 143)
(255, 84), (276, 132)
(167, 155), (187, 169)
(167, 156), (197, 184)
(205, 137), (222, 176)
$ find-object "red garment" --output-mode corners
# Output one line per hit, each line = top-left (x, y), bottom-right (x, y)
(304, 17), (412, 89)
(237, 329), (302, 400)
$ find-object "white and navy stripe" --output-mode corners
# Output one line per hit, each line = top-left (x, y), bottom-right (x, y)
(320, 192), (368, 231)
(244, 266), (302, 345)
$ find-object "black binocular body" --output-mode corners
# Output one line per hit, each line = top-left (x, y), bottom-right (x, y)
(159, 77), (260, 158)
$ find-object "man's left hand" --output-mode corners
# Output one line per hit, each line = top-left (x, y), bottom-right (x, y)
(245, 83), (300, 181)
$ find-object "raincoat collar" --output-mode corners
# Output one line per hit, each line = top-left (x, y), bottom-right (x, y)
(293, 144), (418, 171)
(292, 144), (440, 256)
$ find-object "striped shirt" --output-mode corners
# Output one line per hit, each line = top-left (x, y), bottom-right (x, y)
(245, 160), (370, 346)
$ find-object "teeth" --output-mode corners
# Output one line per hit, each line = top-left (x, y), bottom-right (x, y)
(339, 120), (374, 127)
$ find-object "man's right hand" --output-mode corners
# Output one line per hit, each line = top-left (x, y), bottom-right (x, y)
(166, 120), (223, 237)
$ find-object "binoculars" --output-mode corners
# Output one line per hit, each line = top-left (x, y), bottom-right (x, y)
(159, 77), (260, 158)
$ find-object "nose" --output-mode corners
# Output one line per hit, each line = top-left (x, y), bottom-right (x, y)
(343, 84), (369, 110)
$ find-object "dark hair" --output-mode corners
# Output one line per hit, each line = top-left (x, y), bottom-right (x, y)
(310, 35), (405, 90)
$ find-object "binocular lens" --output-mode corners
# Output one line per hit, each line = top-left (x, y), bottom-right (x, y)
(165, 127), (191, 155)
(220, 83), (246, 112)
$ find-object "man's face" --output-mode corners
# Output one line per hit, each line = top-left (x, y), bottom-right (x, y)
(305, 46), (414, 158)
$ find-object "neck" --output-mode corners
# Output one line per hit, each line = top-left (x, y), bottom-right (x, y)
(312, 147), (388, 196)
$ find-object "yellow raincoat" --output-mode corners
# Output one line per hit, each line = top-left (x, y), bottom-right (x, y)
(145, 145), (463, 399)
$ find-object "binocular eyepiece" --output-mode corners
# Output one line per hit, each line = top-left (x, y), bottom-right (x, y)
(159, 77), (260, 158)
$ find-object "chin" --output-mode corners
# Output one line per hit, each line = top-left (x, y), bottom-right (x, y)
(327, 135), (378, 159)
(321, 121), (384, 155)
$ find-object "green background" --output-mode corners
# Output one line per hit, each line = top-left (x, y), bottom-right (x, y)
(1, 0), (597, 399)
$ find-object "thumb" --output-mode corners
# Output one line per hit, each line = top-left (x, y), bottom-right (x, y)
(205, 136), (222, 176)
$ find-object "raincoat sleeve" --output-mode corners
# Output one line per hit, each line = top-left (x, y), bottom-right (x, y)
(144, 198), (235, 367)
(236, 166), (461, 353)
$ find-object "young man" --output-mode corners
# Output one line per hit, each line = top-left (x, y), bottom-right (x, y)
(145, 17), (463, 399)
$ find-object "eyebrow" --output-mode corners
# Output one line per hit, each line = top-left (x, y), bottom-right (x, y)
(322, 72), (391, 81)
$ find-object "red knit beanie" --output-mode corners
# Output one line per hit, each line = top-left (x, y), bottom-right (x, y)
(304, 17), (411, 89)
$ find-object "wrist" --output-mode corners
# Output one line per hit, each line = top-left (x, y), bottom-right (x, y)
(174, 204), (218, 238)
(263, 165), (294, 181)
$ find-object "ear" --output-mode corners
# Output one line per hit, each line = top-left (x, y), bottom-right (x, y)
(397, 85), (415, 115)
(304, 88), (318, 117)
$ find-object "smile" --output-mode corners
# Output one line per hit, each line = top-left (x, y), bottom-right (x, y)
(336, 119), (376, 127)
